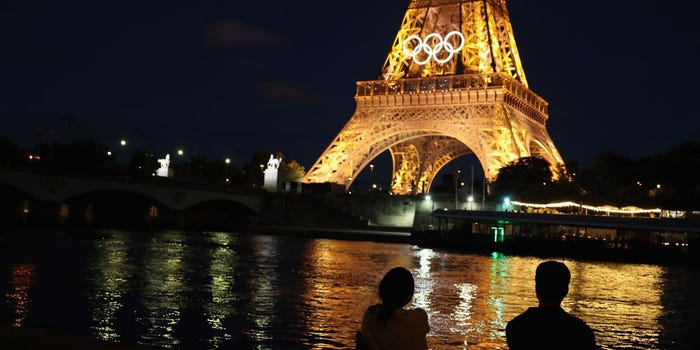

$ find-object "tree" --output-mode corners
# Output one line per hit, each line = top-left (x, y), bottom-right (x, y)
(280, 159), (306, 183)
(241, 151), (277, 188)
(490, 157), (553, 201)
(129, 150), (159, 178)
(0, 138), (24, 167)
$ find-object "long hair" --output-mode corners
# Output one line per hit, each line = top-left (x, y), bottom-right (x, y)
(377, 267), (415, 327)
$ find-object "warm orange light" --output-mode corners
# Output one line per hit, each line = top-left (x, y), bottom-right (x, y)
(510, 200), (662, 215)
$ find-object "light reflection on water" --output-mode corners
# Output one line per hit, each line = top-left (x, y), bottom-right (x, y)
(6, 263), (37, 327)
(87, 231), (133, 342)
(0, 229), (698, 349)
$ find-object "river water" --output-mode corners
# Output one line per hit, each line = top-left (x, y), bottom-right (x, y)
(0, 228), (698, 349)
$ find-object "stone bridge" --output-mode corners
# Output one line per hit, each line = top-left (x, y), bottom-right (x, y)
(0, 168), (265, 229)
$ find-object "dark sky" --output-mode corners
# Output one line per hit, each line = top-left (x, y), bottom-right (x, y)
(2, 0), (699, 175)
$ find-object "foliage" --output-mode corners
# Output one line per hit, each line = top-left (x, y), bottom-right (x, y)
(280, 159), (306, 183)
(494, 141), (700, 210)
(490, 156), (553, 201)
(2, 134), (698, 209)
(0, 138), (24, 166)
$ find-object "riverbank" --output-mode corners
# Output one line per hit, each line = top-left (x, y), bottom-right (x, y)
(3, 220), (697, 268)
(235, 223), (700, 268)
(236, 224), (413, 244)
(0, 326), (155, 350)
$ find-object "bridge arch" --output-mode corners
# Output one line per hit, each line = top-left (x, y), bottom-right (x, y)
(64, 189), (168, 229)
(0, 169), (265, 229)
(0, 182), (35, 225)
(183, 199), (259, 228)
(339, 123), (490, 194)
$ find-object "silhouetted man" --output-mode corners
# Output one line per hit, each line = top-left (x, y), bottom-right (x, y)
(506, 260), (595, 349)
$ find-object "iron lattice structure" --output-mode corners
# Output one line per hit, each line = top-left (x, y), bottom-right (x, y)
(303, 0), (564, 194)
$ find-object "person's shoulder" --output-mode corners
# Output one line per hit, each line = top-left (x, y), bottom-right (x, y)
(395, 307), (426, 317)
(567, 313), (594, 332)
(564, 313), (595, 346)
(507, 307), (537, 325)
(401, 308), (430, 333)
(364, 304), (382, 315)
(402, 307), (428, 320)
(406, 307), (428, 316)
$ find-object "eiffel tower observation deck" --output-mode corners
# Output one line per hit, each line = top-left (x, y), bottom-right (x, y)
(303, 0), (565, 195)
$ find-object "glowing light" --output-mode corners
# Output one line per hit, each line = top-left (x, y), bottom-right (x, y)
(403, 31), (464, 65)
(7, 264), (37, 327)
(120, 139), (127, 146)
(225, 158), (231, 164)
(177, 149), (184, 156)
(510, 200), (662, 215)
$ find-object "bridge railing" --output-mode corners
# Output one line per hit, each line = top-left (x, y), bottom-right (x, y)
(355, 72), (548, 117)
(0, 166), (266, 195)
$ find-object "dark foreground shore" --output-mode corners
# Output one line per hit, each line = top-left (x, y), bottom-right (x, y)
(0, 326), (154, 350)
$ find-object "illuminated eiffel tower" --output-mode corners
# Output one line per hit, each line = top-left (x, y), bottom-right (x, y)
(303, 0), (565, 195)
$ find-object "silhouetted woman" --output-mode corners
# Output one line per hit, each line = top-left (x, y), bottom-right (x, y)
(358, 267), (429, 350)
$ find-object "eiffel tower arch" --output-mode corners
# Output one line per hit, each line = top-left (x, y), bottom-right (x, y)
(303, 0), (565, 195)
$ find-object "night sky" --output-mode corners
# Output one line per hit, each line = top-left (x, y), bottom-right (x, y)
(2, 0), (699, 177)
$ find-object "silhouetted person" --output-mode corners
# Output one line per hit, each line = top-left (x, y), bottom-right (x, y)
(506, 260), (595, 349)
(358, 266), (429, 350)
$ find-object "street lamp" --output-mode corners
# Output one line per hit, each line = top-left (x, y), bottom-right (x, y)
(119, 139), (128, 166)
(424, 194), (435, 228)
(224, 157), (231, 185)
(454, 168), (461, 209)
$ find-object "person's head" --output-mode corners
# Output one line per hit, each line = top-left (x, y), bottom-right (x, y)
(379, 266), (415, 310)
(535, 261), (571, 304)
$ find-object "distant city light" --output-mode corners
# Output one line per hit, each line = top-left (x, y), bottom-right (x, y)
(120, 139), (127, 146)
(510, 200), (662, 215)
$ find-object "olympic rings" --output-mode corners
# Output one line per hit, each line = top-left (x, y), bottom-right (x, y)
(402, 31), (465, 65)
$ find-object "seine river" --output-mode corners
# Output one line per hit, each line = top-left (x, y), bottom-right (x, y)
(1, 228), (698, 349)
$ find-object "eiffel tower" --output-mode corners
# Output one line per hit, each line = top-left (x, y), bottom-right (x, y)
(303, 0), (565, 195)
